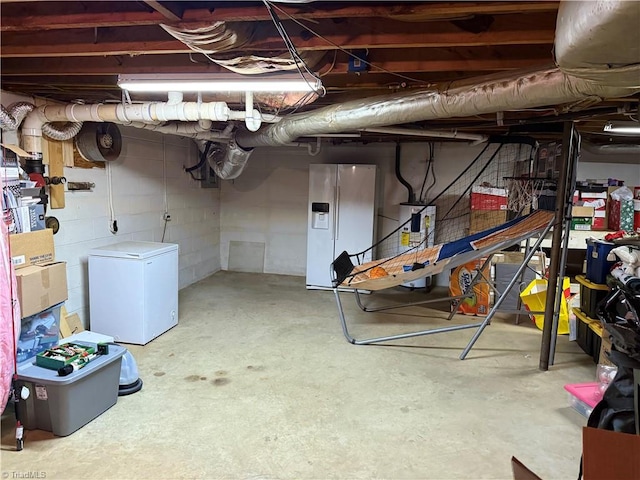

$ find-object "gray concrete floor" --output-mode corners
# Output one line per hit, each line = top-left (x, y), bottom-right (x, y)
(2, 271), (595, 479)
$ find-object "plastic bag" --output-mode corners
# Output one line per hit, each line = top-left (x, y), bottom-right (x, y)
(610, 186), (634, 201)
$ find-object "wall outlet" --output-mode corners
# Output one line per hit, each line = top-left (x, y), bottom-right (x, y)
(163, 212), (171, 221)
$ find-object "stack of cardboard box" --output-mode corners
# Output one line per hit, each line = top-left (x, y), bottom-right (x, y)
(571, 183), (636, 232)
(469, 185), (509, 234)
(9, 229), (68, 362)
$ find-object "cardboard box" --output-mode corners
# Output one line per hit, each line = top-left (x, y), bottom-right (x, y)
(571, 205), (595, 218)
(9, 228), (55, 268)
(470, 209), (508, 234)
(470, 186), (508, 210)
(571, 217), (592, 231)
(580, 190), (608, 200)
(582, 427), (640, 479)
(449, 258), (490, 316)
(598, 333), (614, 367)
(60, 313), (85, 338)
(511, 457), (543, 480)
(16, 262), (68, 318)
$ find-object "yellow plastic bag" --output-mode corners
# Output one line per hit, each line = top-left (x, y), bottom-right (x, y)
(520, 277), (571, 335)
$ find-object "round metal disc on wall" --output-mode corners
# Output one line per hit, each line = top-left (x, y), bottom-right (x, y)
(75, 122), (122, 162)
(45, 216), (60, 234)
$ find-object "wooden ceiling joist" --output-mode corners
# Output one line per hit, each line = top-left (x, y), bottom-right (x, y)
(0, 12), (555, 58)
(143, 1), (182, 22)
(0, 44), (552, 77)
(0, 1), (559, 32)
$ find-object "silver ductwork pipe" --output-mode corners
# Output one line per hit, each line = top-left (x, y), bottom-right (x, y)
(236, 68), (638, 148)
(582, 142), (640, 155)
(555, 0), (640, 87)
(0, 102), (35, 130)
(41, 121), (83, 141)
(207, 140), (252, 180)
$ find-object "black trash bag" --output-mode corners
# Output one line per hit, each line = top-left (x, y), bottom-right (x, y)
(587, 279), (640, 434)
(587, 348), (640, 434)
(599, 277), (640, 362)
(579, 280), (640, 480)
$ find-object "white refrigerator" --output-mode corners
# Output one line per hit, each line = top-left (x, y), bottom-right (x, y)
(306, 164), (376, 289)
(88, 241), (179, 345)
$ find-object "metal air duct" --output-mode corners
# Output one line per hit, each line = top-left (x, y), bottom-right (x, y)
(235, 68), (638, 148)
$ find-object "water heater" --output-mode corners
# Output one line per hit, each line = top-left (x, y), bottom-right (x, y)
(398, 203), (436, 289)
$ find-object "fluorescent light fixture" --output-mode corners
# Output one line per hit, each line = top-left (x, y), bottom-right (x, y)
(603, 121), (640, 135)
(118, 73), (321, 93)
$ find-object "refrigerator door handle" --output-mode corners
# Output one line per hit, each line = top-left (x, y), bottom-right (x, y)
(334, 186), (340, 241)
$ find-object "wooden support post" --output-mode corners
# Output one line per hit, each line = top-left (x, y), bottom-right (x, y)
(42, 137), (73, 209)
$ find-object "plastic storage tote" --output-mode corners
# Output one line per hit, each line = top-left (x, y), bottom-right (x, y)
(586, 239), (616, 285)
(576, 274), (609, 319)
(564, 382), (600, 418)
(17, 303), (62, 364)
(573, 307), (603, 363)
(15, 342), (126, 436)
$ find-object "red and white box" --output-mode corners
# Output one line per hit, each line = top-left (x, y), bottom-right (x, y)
(470, 186), (508, 211)
(582, 198), (607, 230)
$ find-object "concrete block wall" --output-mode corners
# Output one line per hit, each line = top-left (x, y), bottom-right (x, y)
(219, 142), (488, 276)
(48, 126), (220, 327)
(220, 140), (638, 279)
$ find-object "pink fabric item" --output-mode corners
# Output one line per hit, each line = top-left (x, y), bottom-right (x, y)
(1, 180), (21, 413)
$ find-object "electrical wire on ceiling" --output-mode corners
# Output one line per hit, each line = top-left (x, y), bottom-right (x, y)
(266, 0), (431, 85)
(262, 0), (325, 97)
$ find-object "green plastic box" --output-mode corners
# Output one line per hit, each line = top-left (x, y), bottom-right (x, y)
(35, 343), (95, 370)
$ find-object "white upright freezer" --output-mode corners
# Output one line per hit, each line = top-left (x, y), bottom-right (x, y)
(88, 241), (179, 345)
(306, 164), (376, 289)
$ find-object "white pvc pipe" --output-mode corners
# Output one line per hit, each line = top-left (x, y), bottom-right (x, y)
(128, 121), (232, 142)
(21, 101), (236, 155)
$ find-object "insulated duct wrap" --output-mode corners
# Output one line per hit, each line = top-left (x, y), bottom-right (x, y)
(0, 102), (35, 130)
(236, 68), (639, 148)
(41, 121), (83, 141)
(208, 141), (252, 180)
(555, 0), (640, 87)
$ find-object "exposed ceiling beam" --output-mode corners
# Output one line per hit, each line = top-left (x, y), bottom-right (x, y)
(143, 1), (182, 22)
(0, 45), (551, 77)
(0, 1), (559, 32)
(0, 13), (556, 58)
